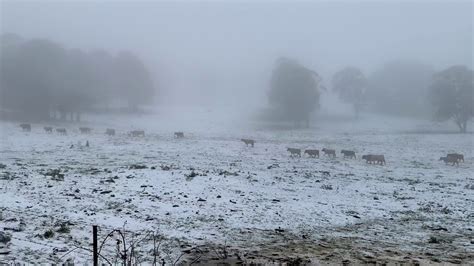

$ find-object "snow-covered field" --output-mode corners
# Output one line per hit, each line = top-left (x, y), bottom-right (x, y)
(0, 109), (473, 264)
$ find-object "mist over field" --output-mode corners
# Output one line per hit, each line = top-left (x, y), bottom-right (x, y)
(2, 1), (472, 117)
(0, 0), (473, 264)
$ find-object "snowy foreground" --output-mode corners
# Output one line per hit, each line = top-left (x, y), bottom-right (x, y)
(0, 111), (473, 264)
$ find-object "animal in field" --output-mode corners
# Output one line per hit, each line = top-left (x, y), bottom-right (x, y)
(44, 126), (53, 133)
(129, 130), (145, 137)
(362, 154), (385, 165)
(287, 148), (301, 157)
(56, 128), (67, 135)
(341, 150), (356, 159)
(322, 148), (336, 158)
(447, 153), (464, 163)
(440, 156), (459, 166)
(19, 123), (31, 132)
(79, 127), (92, 134)
(174, 132), (185, 138)
(241, 139), (255, 147)
(105, 128), (115, 136)
(304, 149), (319, 158)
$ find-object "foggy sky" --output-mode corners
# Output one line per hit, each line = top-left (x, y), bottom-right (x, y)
(1, 0), (472, 106)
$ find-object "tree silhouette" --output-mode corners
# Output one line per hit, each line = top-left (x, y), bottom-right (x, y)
(1, 38), (66, 120)
(332, 67), (367, 117)
(367, 61), (434, 116)
(0, 34), (156, 121)
(268, 57), (322, 127)
(430, 65), (473, 133)
(114, 51), (155, 112)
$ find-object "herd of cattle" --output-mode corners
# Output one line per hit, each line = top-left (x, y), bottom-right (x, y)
(18, 123), (465, 166)
(240, 138), (379, 162)
(241, 139), (466, 166)
(241, 138), (387, 164)
(19, 123), (173, 138)
(284, 146), (386, 165)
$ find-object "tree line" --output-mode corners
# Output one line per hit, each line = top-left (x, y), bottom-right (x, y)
(1, 33), (472, 132)
(0, 33), (155, 121)
(268, 58), (473, 133)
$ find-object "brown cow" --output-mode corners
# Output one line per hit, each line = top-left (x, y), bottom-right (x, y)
(447, 153), (464, 163)
(362, 155), (385, 165)
(105, 128), (115, 136)
(440, 156), (459, 166)
(241, 139), (255, 147)
(56, 128), (67, 135)
(79, 127), (92, 134)
(287, 148), (301, 157)
(44, 126), (53, 133)
(304, 149), (319, 158)
(322, 148), (336, 158)
(129, 130), (145, 137)
(20, 123), (31, 132)
(341, 150), (356, 159)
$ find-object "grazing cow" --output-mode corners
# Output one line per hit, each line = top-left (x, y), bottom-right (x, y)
(447, 153), (464, 163)
(105, 128), (115, 136)
(440, 156), (459, 166)
(79, 127), (92, 134)
(241, 139), (255, 147)
(362, 155), (385, 165)
(341, 150), (356, 159)
(56, 128), (67, 135)
(174, 132), (185, 138)
(322, 148), (336, 158)
(129, 130), (145, 137)
(287, 148), (301, 157)
(304, 149), (320, 158)
(44, 126), (53, 133)
(20, 124), (31, 132)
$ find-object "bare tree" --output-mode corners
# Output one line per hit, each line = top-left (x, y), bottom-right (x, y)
(268, 57), (322, 128)
(430, 65), (473, 133)
(114, 51), (155, 112)
(332, 66), (367, 118)
(367, 61), (434, 117)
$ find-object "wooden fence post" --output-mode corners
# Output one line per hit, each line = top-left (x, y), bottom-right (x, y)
(93, 225), (98, 266)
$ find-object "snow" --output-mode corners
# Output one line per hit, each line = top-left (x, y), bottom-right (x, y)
(0, 109), (473, 264)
